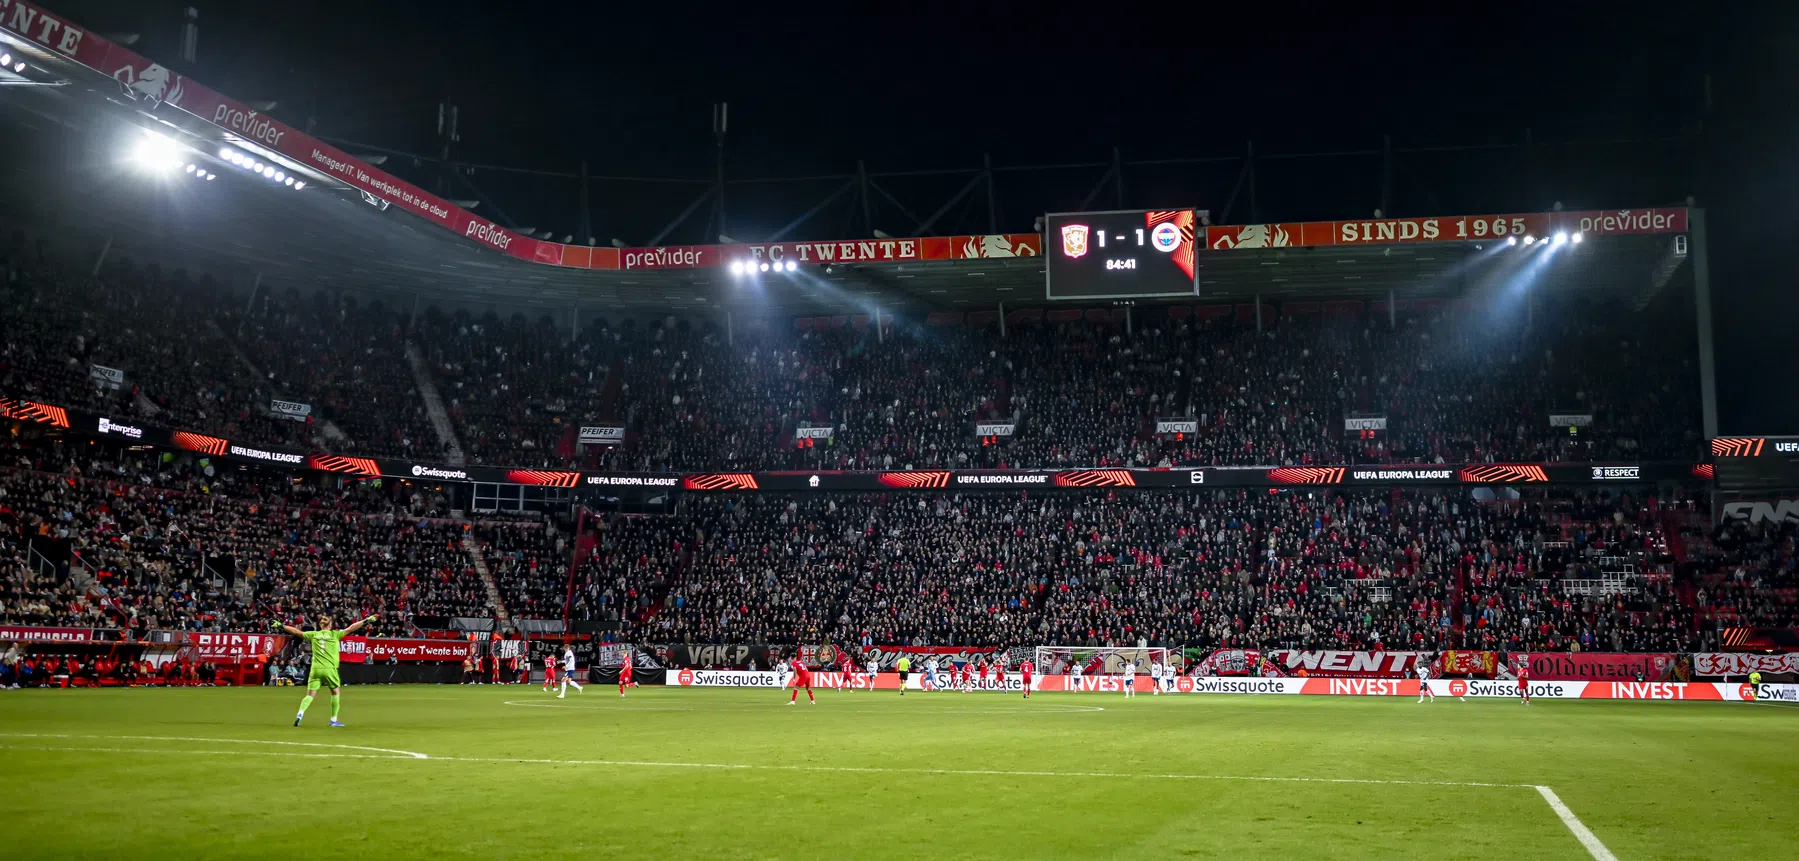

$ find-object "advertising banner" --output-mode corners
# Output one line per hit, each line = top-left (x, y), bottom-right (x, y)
(1691, 653), (1799, 677)
(661, 644), (780, 669)
(1549, 413), (1594, 428)
(1343, 416), (1388, 431)
(269, 399), (312, 422)
(664, 669), (789, 688)
(1206, 209), (1686, 251)
(578, 426), (626, 444)
(1155, 418), (1198, 435)
(974, 422), (1017, 437)
(338, 637), (475, 664)
(794, 425), (835, 440)
(95, 416), (147, 441)
(89, 364), (125, 391)
(1506, 652), (1686, 682)
(0, 625), (96, 642)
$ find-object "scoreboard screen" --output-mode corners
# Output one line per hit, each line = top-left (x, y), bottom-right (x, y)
(1045, 209), (1200, 300)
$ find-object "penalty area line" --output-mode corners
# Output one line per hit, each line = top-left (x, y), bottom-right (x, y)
(1535, 785), (1619, 861)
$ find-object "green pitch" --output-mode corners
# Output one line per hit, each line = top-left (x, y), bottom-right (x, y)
(0, 686), (1791, 860)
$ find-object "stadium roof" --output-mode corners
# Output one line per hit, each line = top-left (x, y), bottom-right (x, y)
(0, 5), (1693, 317)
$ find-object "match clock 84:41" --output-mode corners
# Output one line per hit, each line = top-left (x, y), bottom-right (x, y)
(1045, 209), (1201, 300)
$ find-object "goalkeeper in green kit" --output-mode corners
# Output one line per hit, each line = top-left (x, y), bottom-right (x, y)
(281, 614), (375, 727)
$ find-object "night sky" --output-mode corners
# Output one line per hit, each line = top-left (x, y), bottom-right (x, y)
(41, 0), (1799, 433)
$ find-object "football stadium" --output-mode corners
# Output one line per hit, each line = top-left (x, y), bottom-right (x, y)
(0, 3), (1794, 859)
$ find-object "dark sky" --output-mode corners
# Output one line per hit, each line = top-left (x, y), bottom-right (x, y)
(42, 1), (1799, 432)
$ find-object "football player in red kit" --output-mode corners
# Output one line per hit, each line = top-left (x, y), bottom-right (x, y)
(1020, 659), (1034, 698)
(1516, 661), (1531, 705)
(542, 657), (556, 693)
(978, 659), (991, 688)
(787, 657), (815, 705)
(619, 655), (635, 696)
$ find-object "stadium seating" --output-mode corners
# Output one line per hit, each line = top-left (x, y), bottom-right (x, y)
(3, 229), (1704, 471)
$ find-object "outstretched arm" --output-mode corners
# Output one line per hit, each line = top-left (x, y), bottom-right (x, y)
(342, 615), (377, 636)
(280, 625), (307, 638)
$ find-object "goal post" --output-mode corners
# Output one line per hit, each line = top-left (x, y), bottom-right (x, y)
(1032, 645), (1176, 675)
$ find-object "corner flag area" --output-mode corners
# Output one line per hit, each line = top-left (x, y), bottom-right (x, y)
(0, 687), (1791, 860)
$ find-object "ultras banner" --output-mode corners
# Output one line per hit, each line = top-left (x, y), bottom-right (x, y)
(1691, 652), (1799, 677)
(1505, 652), (1688, 682)
(338, 637), (476, 664)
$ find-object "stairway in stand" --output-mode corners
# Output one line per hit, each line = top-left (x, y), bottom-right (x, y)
(462, 532), (513, 631)
(405, 342), (467, 465)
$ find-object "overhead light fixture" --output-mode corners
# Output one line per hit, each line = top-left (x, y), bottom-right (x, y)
(184, 163), (195, 173)
(1552, 231), (1567, 245)
(1523, 236), (1535, 246)
(283, 176), (294, 186)
(1571, 232), (1583, 244)
(784, 260), (798, 272)
(0, 53), (10, 66)
(292, 181), (305, 190)
(758, 262), (770, 272)
(11, 62), (21, 73)
(1506, 236), (1517, 246)
(219, 147), (234, 160)
(274, 171), (285, 182)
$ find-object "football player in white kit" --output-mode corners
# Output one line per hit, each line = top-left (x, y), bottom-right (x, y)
(556, 646), (584, 698)
(1069, 659), (1083, 687)
(774, 656), (792, 691)
(1120, 659), (1137, 698)
(924, 656), (939, 691)
(865, 656), (879, 691)
(1148, 659), (1163, 695)
(1416, 660), (1435, 703)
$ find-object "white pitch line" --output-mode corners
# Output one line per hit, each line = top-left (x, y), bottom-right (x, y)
(1535, 785), (1619, 861)
(0, 732), (430, 759)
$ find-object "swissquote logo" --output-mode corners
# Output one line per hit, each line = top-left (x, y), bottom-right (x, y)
(1447, 679), (1468, 697)
(113, 62), (184, 107)
(678, 668), (695, 686)
(411, 464), (469, 480)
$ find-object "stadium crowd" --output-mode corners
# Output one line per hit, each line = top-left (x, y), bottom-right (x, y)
(3, 228), (1704, 473)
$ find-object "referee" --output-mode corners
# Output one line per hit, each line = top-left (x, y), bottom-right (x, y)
(896, 656), (911, 695)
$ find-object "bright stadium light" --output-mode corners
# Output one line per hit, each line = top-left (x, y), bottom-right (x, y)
(1571, 232), (1583, 244)
(184, 163), (195, 173)
(262, 166), (276, 178)
(274, 171), (285, 182)
(283, 176), (294, 186)
(784, 260), (798, 272)
(0, 53), (11, 67)
(1523, 235), (1535, 245)
(758, 262), (770, 272)
(1506, 236), (1517, 246)
(206, 174), (216, 180)
(219, 147), (234, 160)
(1552, 231), (1567, 245)
(131, 131), (183, 171)
(11, 62), (21, 73)
(292, 181), (304, 190)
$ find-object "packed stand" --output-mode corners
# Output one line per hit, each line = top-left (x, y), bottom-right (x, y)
(474, 520), (570, 620)
(0, 434), (502, 633)
(592, 488), (1700, 652)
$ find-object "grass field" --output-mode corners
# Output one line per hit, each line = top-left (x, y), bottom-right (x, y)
(0, 685), (1792, 860)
